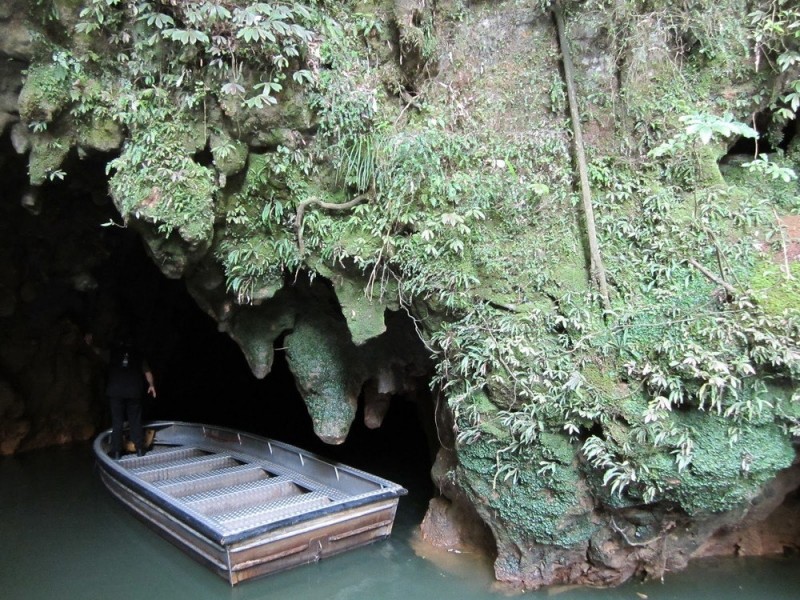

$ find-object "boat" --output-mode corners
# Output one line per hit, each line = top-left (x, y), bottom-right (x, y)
(93, 421), (407, 585)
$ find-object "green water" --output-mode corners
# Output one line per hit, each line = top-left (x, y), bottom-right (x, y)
(1, 443), (799, 600)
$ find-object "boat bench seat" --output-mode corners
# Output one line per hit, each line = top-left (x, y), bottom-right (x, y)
(183, 475), (303, 516)
(155, 464), (270, 497)
(132, 454), (241, 483)
(213, 490), (332, 534)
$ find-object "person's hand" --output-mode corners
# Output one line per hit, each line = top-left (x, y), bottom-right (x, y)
(84, 333), (93, 346)
(147, 385), (157, 398)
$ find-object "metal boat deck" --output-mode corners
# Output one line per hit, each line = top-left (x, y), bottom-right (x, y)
(94, 422), (406, 584)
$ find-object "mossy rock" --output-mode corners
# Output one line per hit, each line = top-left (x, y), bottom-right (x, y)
(693, 143), (726, 188)
(749, 259), (800, 316)
(77, 116), (123, 153)
(285, 314), (359, 444)
(230, 298), (296, 378)
(18, 63), (72, 124)
(27, 131), (70, 185)
(137, 225), (210, 280)
(458, 437), (596, 548)
(628, 412), (795, 515)
(461, 389), (509, 440)
(110, 149), (216, 257)
(211, 133), (248, 177)
(673, 415), (793, 514)
(218, 82), (315, 148)
(314, 263), (399, 345)
(772, 383), (800, 421)
(178, 119), (208, 154)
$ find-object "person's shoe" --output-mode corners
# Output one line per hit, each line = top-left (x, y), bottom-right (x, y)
(111, 451), (121, 460)
(136, 449), (145, 457)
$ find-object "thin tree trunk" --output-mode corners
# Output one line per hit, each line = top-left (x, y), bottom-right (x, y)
(553, 1), (611, 312)
(688, 259), (738, 296)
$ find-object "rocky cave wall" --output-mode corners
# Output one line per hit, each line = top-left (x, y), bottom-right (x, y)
(2, 0), (800, 591)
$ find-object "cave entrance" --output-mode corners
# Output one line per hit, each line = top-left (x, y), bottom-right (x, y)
(114, 233), (436, 514)
(721, 110), (797, 160)
(0, 130), (434, 514)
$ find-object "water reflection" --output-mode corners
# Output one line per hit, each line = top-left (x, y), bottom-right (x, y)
(1, 443), (798, 600)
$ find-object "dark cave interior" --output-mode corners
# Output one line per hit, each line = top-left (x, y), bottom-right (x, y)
(0, 132), (434, 500)
(722, 112), (797, 158)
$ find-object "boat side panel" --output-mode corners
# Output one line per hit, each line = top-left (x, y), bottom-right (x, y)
(100, 469), (233, 584)
(102, 465), (400, 586)
(227, 499), (400, 585)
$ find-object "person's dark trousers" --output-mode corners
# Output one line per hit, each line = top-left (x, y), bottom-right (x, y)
(109, 395), (144, 456)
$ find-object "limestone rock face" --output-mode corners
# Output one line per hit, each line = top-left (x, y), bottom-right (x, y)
(0, 59), (23, 137)
(218, 84), (315, 149)
(185, 262), (433, 444)
(0, 1), (32, 61)
(422, 448), (496, 554)
(134, 219), (214, 280)
(229, 299), (296, 379)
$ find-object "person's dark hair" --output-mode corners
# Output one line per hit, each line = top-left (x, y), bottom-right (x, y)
(114, 319), (135, 347)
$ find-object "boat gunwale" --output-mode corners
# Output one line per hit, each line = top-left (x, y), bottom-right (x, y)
(93, 421), (407, 546)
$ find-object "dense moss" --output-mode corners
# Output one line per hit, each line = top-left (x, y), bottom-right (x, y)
(108, 117), (216, 257)
(17, 63), (71, 124)
(458, 436), (596, 548)
(210, 133), (248, 178)
(653, 414), (794, 515)
(27, 130), (70, 185)
(230, 299), (296, 378)
(284, 314), (359, 444)
(75, 115), (122, 153)
(749, 260), (800, 316)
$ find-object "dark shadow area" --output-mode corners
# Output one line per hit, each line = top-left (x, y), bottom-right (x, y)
(722, 111), (796, 159)
(109, 236), (433, 492)
(84, 225), (433, 506)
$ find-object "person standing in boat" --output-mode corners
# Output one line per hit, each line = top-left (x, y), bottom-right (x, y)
(107, 328), (157, 458)
(87, 323), (157, 458)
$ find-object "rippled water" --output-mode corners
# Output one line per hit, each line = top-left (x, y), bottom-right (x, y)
(2, 443), (799, 600)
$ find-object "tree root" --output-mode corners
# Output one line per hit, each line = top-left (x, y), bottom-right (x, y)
(609, 517), (661, 547)
(295, 191), (372, 255)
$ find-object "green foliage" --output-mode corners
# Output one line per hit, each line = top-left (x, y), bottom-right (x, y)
(749, 0), (800, 121)
(650, 113), (758, 158)
(742, 154), (798, 182)
(215, 150), (309, 303)
(108, 125), (216, 242)
(75, 0), (317, 108)
(582, 412), (794, 513)
(18, 61), (74, 124)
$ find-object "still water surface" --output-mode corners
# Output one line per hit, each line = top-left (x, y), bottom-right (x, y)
(1, 442), (799, 600)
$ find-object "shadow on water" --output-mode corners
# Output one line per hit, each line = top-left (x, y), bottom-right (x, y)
(2, 444), (800, 600)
